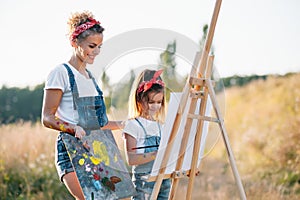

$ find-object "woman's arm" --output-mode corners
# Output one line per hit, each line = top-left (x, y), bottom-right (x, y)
(102, 121), (124, 130)
(41, 89), (77, 134)
(123, 133), (157, 166)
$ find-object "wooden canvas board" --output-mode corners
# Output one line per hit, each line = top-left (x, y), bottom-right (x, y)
(150, 92), (212, 176)
(62, 130), (136, 200)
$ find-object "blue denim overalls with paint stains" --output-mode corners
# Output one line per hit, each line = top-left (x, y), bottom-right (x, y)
(132, 118), (171, 200)
(55, 63), (108, 181)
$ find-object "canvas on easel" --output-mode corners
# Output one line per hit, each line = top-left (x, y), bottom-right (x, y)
(62, 130), (136, 200)
(150, 92), (212, 177)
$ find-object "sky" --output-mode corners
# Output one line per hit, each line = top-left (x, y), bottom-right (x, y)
(0, 0), (299, 88)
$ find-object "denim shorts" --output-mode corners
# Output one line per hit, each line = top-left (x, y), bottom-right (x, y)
(132, 170), (171, 200)
(55, 133), (74, 182)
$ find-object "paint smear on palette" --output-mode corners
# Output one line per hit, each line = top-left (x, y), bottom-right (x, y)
(62, 130), (136, 200)
(79, 158), (85, 165)
(92, 140), (110, 166)
(114, 154), (118, 162)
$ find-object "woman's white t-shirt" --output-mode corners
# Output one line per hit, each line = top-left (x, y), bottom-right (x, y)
(44, 63), (99, 125)
(123, 117), (162, 154)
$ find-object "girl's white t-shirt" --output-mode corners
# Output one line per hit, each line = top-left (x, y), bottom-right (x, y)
(44, 63), (99, 125)
(123, 117), (162, 154)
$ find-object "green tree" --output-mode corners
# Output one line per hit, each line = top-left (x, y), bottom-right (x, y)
(101, 70), (112, 110)
(199, 24), (214, 55)
(159, 40), (185, 101)
(110, 69), (136, 110)
(0, 84), (44, 124)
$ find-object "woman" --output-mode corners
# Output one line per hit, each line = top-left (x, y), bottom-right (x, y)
(41, 11), (122, 199)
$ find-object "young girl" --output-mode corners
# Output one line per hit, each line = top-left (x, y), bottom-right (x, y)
(41, 11), (123, 200)
(123, 69), (171, 200)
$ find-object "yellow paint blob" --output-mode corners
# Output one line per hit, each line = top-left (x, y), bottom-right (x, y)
(83, 153), (88, 158)
(114, 154), (118, 162)
(90, 156), (101, 165)
(59, 124), (66, 132)
(79, 158), (85, 165)
(91, 140), (110, 166)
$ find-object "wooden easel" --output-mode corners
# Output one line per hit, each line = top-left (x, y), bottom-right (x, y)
(149, 0), (247, 199)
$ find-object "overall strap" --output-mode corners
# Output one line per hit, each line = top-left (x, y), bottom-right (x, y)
(62, 63), (77, 109)
(86, 69), (103, 96)
(134, 118), (161, 138)
(62, 63), (75, 92)
(134, 118), (147, 137)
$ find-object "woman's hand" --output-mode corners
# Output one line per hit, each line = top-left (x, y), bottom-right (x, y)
(74, 125), (86, 139)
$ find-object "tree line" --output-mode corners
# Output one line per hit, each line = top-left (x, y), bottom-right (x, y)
(0, 84), (44, 124)
(0, 74), (270, 125)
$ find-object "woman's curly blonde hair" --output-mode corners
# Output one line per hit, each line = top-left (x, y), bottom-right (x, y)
(67, 10), (104, 41)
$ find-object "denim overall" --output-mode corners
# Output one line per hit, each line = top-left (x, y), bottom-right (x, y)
(55, 63), (108, 181)
(132, 118), (171, 200)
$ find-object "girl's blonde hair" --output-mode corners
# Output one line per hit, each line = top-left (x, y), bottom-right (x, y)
(128, 69), (166, 123)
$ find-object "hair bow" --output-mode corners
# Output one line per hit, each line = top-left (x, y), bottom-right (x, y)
(137, 69), (165, 93)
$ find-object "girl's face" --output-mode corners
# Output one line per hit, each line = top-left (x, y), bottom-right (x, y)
(143, 91), (164, 116)
(75, 33), (103, 64)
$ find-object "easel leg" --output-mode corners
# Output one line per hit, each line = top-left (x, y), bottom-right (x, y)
(185, 72), (211, 199)
(169, 53), (201, 200)
(207, 80), (247, 200)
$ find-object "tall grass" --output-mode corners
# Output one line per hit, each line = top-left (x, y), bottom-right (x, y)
(0, 122), (72, 200)
(220, 73), (300, 199)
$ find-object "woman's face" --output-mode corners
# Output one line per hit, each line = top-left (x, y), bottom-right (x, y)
(75, 33), (103, 64)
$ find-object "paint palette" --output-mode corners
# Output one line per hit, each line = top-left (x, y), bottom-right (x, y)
(62, 130), (136, 200)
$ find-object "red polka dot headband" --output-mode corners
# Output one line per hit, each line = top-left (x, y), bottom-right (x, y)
(70, 18), (100, 41)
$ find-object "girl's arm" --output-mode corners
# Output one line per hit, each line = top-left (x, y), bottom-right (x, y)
(123, 133), (157, 166)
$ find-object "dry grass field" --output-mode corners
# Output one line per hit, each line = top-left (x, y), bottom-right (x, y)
(1, 73), (300, 199)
